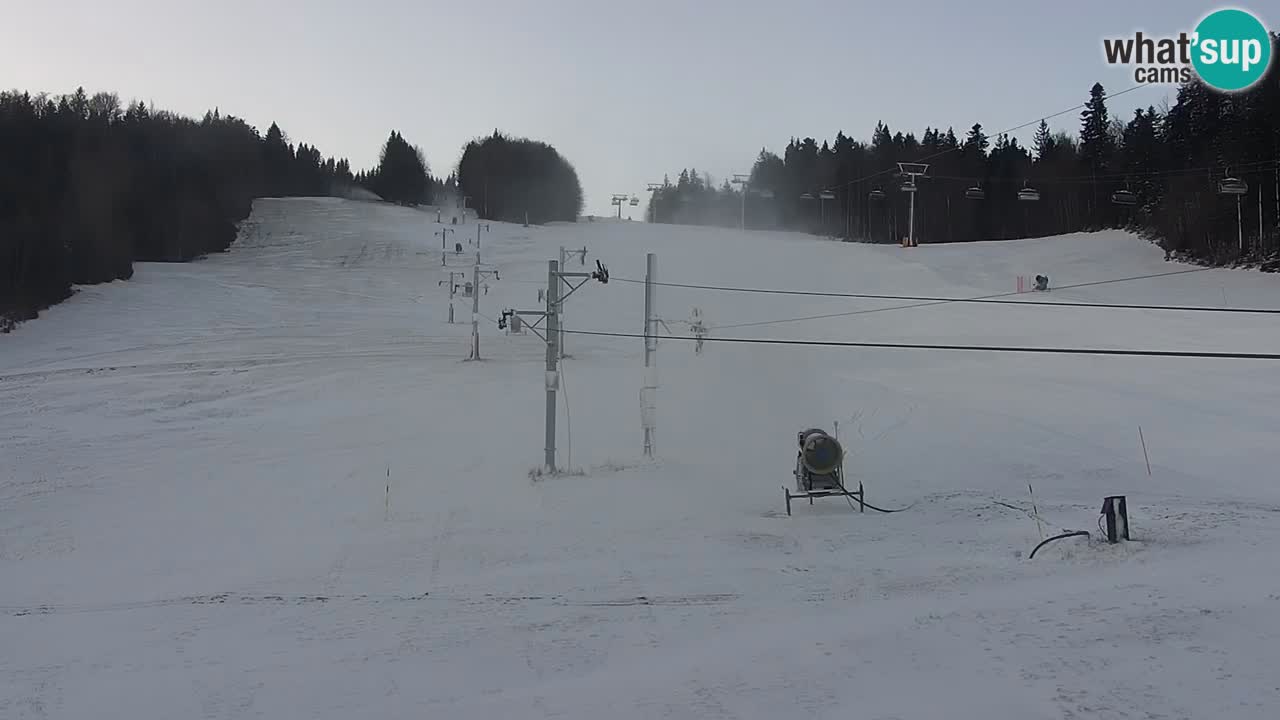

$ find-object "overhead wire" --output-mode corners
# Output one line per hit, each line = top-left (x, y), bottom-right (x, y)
(557, 328), (1280, 361)
(611, 268), (1280, 318)
(826, 84), (1156, 193)
(616, 267), (1244, 331)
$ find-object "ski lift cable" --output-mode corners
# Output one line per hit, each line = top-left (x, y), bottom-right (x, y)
(557, 327), (1280, 361)
(611, 267), (1280, 325)
(923, 159), (1280, 186)
(655, 265), (1213, 330)
(830, 84), (1156, 192)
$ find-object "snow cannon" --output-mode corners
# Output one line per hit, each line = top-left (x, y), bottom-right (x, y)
(799, 428), (843, 476)
(785, 428), (863, 516)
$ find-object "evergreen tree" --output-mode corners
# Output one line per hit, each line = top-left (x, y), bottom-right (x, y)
(368, 130), (431, 205)
(455, 130), (582, 224)
(1079, 82), (1116, 170)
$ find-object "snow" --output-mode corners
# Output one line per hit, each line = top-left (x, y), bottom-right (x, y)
(3, 197), (1280, 719)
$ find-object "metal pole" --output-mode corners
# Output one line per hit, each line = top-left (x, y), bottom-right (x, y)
(741, 185), (746, 231)
(642, 253), (656, 458)
(908, 189), (916, 247)
(1259, 180), (1264, 256)
(1238, 194), (1244, 254)
(545, 260), (560, 473)
(558, 247), (567, 359)
(470, 259), (481, 360)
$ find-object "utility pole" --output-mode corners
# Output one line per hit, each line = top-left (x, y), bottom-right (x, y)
(498, 258), (609, 474)
(642, 253), (657, 458)
(438, 270), (465, 324)
(436, 228), (455, 265)
(466, 251), (499, 361)
(472, 261), (481, 357)
(475, 222), (490, 248)
(543, 261), (563, 471)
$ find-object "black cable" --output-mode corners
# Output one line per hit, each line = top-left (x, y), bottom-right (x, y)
(559, 328), (1280, 361)
(923, 158), (1280, 186)
(857, 498), (915, 514)
(621, 268), (1217, 330)
(613, 269), (1277, 317)
(1028, 530), (1091, 559)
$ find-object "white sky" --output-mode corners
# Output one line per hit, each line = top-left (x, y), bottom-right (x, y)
(3, 0), (1271, 215)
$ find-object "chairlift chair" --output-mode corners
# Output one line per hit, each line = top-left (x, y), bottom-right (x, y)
(900, 180), (917, 193)
(868, 187), (886, 200)
(1111, 189), (1137, 206)
(964, 186), (986, 201)
(629, 196), (640, 206)
(1017, 184), (1041, 202)
(818, 190), (836, 200)
(1217, 177), (1248, 196)
(799, 192), (815, 200)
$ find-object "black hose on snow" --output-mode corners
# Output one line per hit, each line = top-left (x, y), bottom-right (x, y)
(1028, 530), (1091, 559)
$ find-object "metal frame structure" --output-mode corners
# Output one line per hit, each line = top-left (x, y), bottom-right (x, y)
(645, 183), (663, 222)
(1219, 174), (1249, 253)
(897, 163), (930, 247)
(498, 258), (609, 473)
(611, 194), (632, 219)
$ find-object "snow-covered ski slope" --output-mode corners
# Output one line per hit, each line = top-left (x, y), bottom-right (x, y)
(3, 197), (1279, 719)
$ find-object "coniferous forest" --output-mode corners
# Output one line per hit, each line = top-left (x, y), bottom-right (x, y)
(649, 33), (1280, 270)
(0, 90), (586, 328)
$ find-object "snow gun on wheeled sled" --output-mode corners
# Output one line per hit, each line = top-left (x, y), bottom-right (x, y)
(784, 428), (865, 516)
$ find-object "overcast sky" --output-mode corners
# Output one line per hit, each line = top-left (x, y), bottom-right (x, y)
(3, 0), (1271, 216)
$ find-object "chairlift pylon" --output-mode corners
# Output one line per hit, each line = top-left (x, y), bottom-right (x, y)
(900, 180), (917, 193)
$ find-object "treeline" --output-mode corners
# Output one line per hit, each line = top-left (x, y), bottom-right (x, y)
(0, 88), (441, 328)
(457, 130), (584, 225)
(650, 33), (1280, 267)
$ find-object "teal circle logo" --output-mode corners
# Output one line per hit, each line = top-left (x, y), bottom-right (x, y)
(1191, 8), (1272, 91)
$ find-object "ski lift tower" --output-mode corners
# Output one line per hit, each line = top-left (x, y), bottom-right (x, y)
(645, 183), (663, 222)
(731, 174), (750, 230)
(611, 194), (631, 220)
(897, 162), (929, 247)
